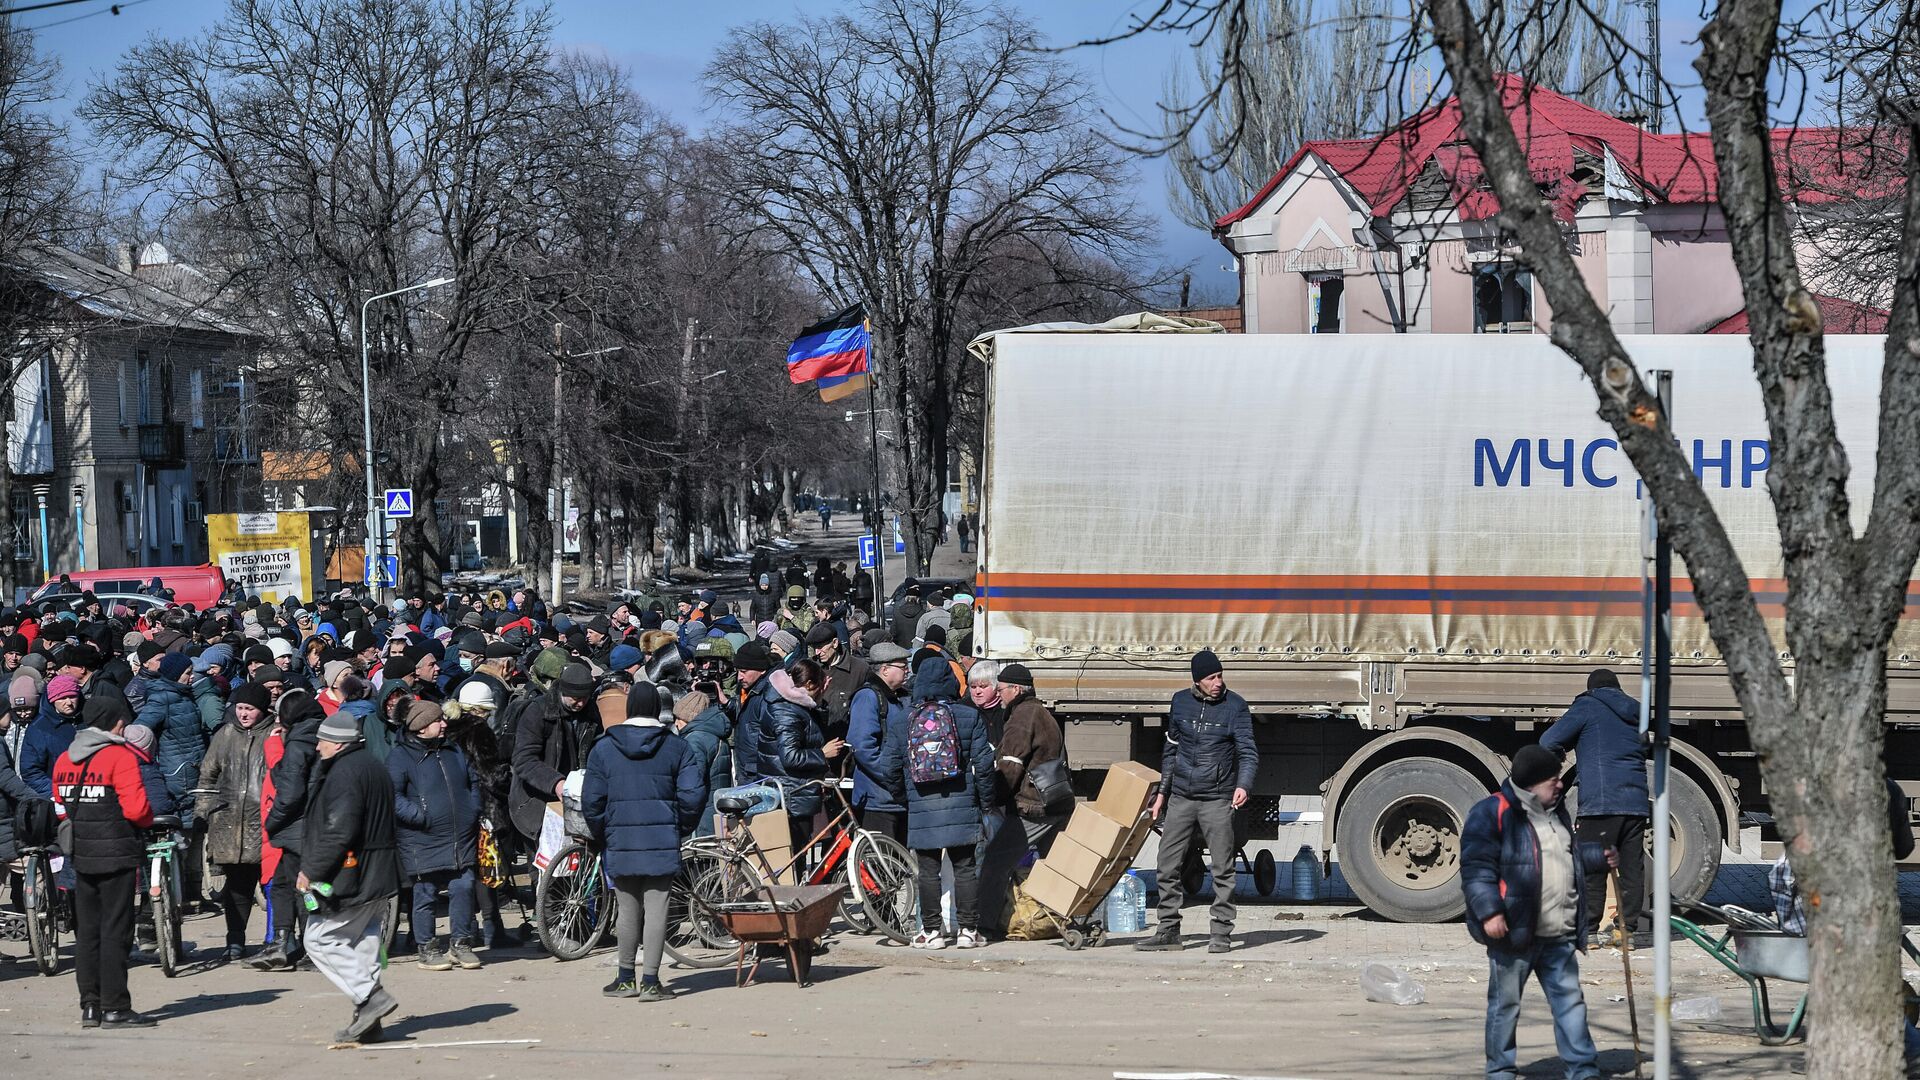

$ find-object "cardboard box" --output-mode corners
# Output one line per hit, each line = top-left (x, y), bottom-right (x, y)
(1093, 761), (1161, 823)
(1065, 803), (1132, 856)
(1039, 833), (1111, 889)
(746, 808), (797, 885)
(1021, 860), (1089, 917)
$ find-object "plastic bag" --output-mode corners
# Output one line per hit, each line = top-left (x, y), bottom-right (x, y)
(1359, 962), (1426, 1005)
(533, 804), (567, 871)
(1006, 883), (1061, 941)
(1672, 997), (1724, 1022)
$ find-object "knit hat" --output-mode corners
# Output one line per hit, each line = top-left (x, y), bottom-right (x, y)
(124, 724), (156, 755)
(9, 672), (38, 707)
(626, 681), (661, 720)
(923, 624), (947, 647)
(322, 660), (353, 690)
(137, 639), (164, 664)
(1587, 668), (1620, 691)
(82, 692), (132, 731)
(156, 653), (193, 682)
(46, 674), (80, 701)
(251, 666), (285, 687)
(735, 641), (773, 672)
(124, 631), (148, 653)
(756, 621), (777, 640)
(229, 681), (272, 714)
(316, 711), (363, 744)
(608, 644), (643, 672)
(673, 689), (710, 723)
(769, 630), (799, 657)
(1190, 649), (1223, 682)
(586, 615), (612, 637)
(998, 662), (1034, 689)
(194, 643), (233, 674)
(803, 622), (836, 647)
(404, 699), (444, 733)
(556, 663), (594, 699)
(1510, 744), (1563, 789)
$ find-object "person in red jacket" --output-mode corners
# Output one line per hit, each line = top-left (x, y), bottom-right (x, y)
(51, 693), (158, 1028)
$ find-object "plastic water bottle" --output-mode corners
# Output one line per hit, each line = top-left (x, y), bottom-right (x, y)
(1291, 845), (1321, 901)
(1103, 871), (1146, 933)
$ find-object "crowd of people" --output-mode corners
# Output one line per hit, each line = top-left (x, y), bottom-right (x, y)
(0, 565), (1074, 1041)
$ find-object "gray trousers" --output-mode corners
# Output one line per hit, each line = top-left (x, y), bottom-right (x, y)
(977, 809), (1069, 933)
(306, 897), (387, 1005)
(613, 874), (671, 979)
(1154, 796), (1238, 937)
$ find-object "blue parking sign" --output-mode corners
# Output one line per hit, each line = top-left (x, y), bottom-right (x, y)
(857, 534), (877, 570)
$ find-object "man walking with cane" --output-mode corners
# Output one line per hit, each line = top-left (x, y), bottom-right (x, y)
(1541, 669), (1650, 947)
(299, 710), (402, 1044)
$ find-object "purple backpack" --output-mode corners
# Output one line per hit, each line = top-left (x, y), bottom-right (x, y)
(906, 700), (961, 784)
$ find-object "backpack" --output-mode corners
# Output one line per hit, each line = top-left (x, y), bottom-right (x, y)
(906, 700), (961, 784)
(13, 796), (58, 849)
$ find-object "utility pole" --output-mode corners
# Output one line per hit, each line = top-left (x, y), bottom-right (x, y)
(676, 319), (698, 569)
(1642, 0), (1663, 133)
(549, 321), (564, 607)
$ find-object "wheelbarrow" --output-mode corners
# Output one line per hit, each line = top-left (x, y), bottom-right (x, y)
(714, 883), (847, 987)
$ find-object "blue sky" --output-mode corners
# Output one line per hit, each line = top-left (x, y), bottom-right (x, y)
(24, 1), (1736, 302)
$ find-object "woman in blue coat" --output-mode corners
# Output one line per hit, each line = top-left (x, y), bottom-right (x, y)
(877, 658), (993, 950)
(581, 682), (706, 1001)
(386, 698), (483, 971)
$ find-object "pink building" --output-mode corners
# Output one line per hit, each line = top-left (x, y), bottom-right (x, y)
(1214, 76), (1889, 336)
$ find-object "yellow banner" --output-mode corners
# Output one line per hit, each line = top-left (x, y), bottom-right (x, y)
(206, 511), (312, 604)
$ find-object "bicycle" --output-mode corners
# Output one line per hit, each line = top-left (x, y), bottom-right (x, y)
(683, 779), (919, 948)
(16, 842), (69, 976)
(534, 839), (732, 968)
(135, 814), (188, 978)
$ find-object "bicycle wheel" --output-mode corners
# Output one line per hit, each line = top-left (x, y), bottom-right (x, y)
(155, 871), (182, 978)
(833, 860), (877, 934)
(849, 832), (918, 945)
(23, 853), (60, 976)
(535, 843), (611, 961)
(662, 846), (754, 969)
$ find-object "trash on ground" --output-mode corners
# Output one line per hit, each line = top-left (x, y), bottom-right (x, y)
(1359, 961), (1426, 1006)
(1672, 997), (1725, 1022)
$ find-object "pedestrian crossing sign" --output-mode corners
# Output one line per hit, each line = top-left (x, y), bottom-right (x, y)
(384, 488), (414, 518)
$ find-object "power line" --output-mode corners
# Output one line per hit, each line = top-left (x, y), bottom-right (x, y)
(27, 0), (149, 29)
(0, 0), (114, 16)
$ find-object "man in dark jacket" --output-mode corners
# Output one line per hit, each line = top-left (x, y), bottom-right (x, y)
(508, 664), (597, 841)
(1138, 649), (1258, 953)
(251, 690), (324, 971)
(849, 643), (911, 845)
(300, 709), (402, 1044)
(749, 574), (780, 626)
(807, 620), (867, 743)
(388, 699), (482, 971)
(1462, 745), (1616, 1080)
(1540, 668), (1650, 945)
(52, 694), (157, 1028)
(730, 642), (775, 784)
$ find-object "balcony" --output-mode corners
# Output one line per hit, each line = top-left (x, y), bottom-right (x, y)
(138, 421), (185, 463)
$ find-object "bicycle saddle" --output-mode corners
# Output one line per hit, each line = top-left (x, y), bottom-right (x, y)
(714, 795), (755, 815)
(149, 815), (182, 831)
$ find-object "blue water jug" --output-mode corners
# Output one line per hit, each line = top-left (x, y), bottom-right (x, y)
(1103, 871), (1147, 933)
(1291, 845), (1320, 901)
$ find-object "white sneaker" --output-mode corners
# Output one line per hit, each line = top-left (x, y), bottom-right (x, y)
(954, 929), (983, 950)
(910, 930), (946, 950)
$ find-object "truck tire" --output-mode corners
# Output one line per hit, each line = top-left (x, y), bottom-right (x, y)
(1660, 769), (1722, 910)
(1335, 757), (1490, 923)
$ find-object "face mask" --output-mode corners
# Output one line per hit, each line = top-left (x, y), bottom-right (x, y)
(459, 655), (476, 673)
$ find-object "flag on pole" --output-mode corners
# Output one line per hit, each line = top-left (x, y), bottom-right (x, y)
(815, 371), (871, 403)
(786, 304), (870, 384)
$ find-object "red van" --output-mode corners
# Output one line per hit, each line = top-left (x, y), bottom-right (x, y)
(31, 564), (229, 609)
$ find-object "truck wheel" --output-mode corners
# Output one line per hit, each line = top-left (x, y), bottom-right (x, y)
(1335, 757), (1490, 923)
(1658, 770), (1722, 909)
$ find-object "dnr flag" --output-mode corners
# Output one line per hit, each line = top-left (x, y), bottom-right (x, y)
(786, 304), (871, 384)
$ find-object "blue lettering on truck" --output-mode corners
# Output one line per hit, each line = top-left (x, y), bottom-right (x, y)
(1474, 437), (1772, 489)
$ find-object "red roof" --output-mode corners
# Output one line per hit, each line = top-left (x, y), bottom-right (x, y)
(1706, 295), (1889, 335)
(1216, 75), (1891, 229)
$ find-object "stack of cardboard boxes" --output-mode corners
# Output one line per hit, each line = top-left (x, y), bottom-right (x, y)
(1020, 762), (1161, 916)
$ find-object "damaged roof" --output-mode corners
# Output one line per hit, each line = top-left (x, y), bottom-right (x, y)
(7, 243), (261, 339)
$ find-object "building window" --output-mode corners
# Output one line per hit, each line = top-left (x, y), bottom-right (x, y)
(1473, 263), (1533, 333)
(136, 350), (152, 422)
(118, 357), (130, 427)
(1309, 275), (1344, 333)
(159, 356), (175, 424)
(189, 369), (205, 429)
(9, 489), (29, 562)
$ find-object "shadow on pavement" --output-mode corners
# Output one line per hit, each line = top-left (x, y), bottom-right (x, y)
(150, 987), (287, 1020)
(383, 1000), (516, 1038)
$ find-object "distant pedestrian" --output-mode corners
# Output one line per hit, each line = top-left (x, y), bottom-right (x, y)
(1137, 649), (1256, 953)
(299, 709), (402, 1044)
(1462, 745), (1617, 1080)
(1540, 669), (1649, 947)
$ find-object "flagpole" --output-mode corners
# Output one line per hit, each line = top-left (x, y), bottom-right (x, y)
(866, 338), (888, 633)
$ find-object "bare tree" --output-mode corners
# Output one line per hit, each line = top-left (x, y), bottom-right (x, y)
(706, 0), (1154, 574)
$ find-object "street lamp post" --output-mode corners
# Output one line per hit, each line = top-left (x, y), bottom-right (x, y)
(361, 276), (453, 601)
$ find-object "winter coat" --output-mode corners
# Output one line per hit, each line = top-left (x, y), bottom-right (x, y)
(51, 727), (155, 874)
(998, 695), (1066, 819)
(449, 714), (511, 829)
(196, 714), (271, 864)
(581, 720), (706, 878)
(876, 660), (993, 851)
(676, 703), (735, 807)
(137, 678), (206, 827)
(749, 589), (780, 626)
(18, 698), (78, 799)
(263, 697), (326, 853)
(848, 676), (906, 813)
(259, 728), (286, 882)
(301, 740), (401, 909)
(890, 597), (926, 650)
(1461, 779), (1610, 953)
(748, 669), (830, 818)
(130, 747), (177, 817)
(509, 686), (598, 840)
(732, 676), (775, 783)
(818, 648), (869, 741)
(191, 676), (227, 735)
(387, 732), (481, 876)
(0, 734), (39, 862)
(125, 669), (155, 714)
(1160, 686), (1258, 801)
(1540, 686), (1649, 818)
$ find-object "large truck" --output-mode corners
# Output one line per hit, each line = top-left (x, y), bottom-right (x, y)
(969, 324), (1920, 923)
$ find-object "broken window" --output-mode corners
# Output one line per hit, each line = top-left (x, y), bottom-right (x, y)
(1309, 275), (1344, 333)
(1473, 263), (1533, 333)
